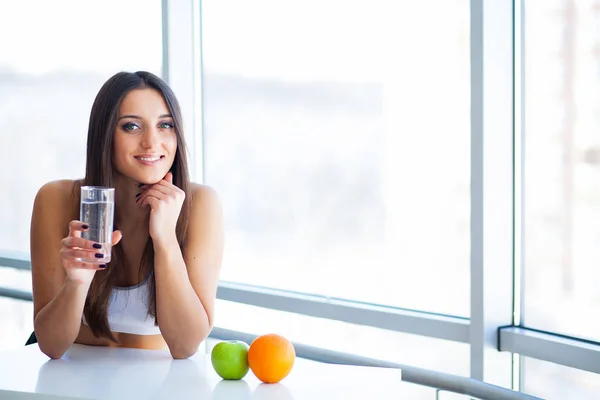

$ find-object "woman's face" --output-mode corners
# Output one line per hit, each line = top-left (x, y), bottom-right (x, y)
(113, 88), (178, 184)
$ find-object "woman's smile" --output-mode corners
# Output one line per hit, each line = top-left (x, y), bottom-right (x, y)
(134, 154), (165, 166)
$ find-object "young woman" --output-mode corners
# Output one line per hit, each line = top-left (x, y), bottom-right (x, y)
(30, 71), (223, 359)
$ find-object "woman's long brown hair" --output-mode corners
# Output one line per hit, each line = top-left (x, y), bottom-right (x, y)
(79, 71), (191, 342)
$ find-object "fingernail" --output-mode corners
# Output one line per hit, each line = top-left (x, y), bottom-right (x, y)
(92, 243), (102, 249)
(95, 253), (104, 258)
(135, 193), (141, 198)
(82, 224), (89, 230)
(99, 264), (107, 269)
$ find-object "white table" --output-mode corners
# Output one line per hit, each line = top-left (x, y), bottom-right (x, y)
(0, 343), (438, 399)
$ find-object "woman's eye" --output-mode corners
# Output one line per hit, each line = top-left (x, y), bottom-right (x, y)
(159, 122), (174, 129)
(122, 122), (140, 131)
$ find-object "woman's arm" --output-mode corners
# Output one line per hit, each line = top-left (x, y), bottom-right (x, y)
(31, 181), (117, 359)
(33, 278), (92, 359)
(31, 181), (89, 359)
(149, 183), (224, 359)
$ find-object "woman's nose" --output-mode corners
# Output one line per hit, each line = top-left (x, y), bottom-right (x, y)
(140, 128), (160, 149)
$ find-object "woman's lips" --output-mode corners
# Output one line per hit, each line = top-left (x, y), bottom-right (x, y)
(134, 155), (164, 166)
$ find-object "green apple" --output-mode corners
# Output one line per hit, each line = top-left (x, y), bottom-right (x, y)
(211, 340), (250, 380)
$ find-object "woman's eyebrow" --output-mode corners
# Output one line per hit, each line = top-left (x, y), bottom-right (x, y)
(118, 114), (173, 120)
(118, 114), (141, 121)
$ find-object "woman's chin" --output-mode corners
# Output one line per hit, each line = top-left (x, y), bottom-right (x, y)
(134, 174), (167, 185)
(139, 178), (159, 184)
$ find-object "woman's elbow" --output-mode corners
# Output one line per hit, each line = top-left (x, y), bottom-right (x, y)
(38, 341), (66, 360)
(168, 336), (204, 359)
(46, 351), (65, 360)
(35, 329), (69, 359)
(170, 345), (199, 360)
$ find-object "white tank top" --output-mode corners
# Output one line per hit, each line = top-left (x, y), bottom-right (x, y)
(82, 273), (161, 336)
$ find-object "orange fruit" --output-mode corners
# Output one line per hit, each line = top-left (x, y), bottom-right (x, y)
(248, 333), (296, 383)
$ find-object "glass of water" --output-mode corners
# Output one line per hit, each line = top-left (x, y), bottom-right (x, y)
(80, 186), (115, 263)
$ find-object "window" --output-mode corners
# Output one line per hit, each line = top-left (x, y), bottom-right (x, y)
(0, 297), (32, 352)
(0, 0), (163, 255)
(0, 267), (32, 352)
(201, 0), (471, 316)
(522, 357), (600, 400)
(523, 0), (600, 341)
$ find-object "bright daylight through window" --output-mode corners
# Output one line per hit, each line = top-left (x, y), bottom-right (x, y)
(202, 0), (471, 317)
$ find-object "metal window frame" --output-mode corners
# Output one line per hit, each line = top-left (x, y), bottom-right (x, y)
(3, 0), (600, 391)
(512, 0), (526, 391)
(470, 0), (516, 385)
(0, 287), (31, 302)
(161, 0), (204, 183)
(499, 327), (600, 375)
(217, 282), (470, 343)
(0, 252), (31, 271)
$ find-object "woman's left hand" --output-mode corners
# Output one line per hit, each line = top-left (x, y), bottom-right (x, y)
(138, 172), (185, 243)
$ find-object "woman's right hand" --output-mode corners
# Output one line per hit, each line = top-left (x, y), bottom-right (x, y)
(60, 220), (122, 285)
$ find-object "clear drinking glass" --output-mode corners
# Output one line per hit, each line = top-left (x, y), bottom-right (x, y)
(80, 186), (115, 263)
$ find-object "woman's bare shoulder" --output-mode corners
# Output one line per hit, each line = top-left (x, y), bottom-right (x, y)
(189, 182), (218, 195)
(188, 183), (221, 207)
(186, 183), (222, 228)
(34, 179), (81, 218)
(36, 179), (80, 201)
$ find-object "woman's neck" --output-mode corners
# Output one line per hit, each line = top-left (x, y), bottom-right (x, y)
(113, 174), (150, 231)
(111, 174), (152, 282)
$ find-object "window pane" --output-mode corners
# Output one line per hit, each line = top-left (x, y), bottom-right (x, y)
(202, 0), (471, 315)
(0, 267), (31, 293)
(0, 267), (33, 351)
(214, 300), (469, 377)
(0, 297), (33, 352)
(522, 356), (600, 400)
(524, 0), (600, 340)
(0, 0), (162, 254)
